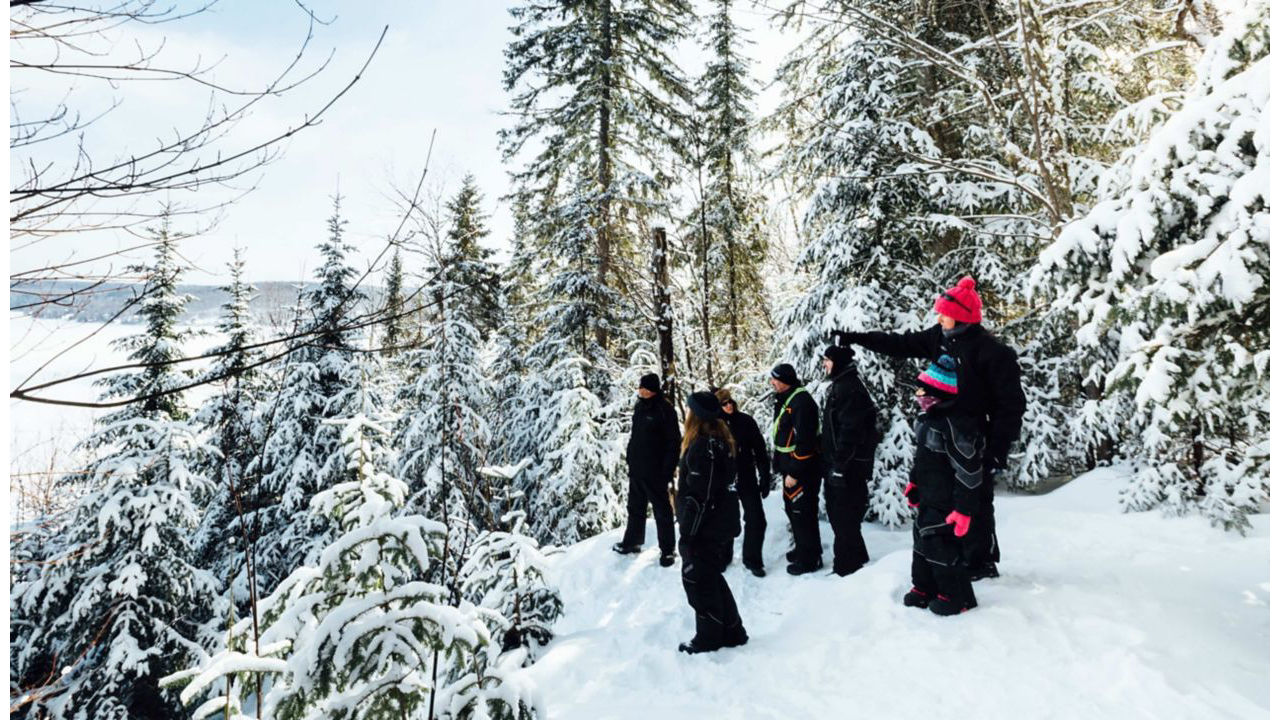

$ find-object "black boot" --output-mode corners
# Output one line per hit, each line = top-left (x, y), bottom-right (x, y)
(786, 558), (823, 576)
(678, 638), (720, 654)
(903, 587), (932, 609)
(785, 548), (799, 562)
(928, 593), (977, 616)
(722, 624), (749, 648)
(659, 552), (676, 567)
(745, 565), (766, 578)
(612, 542), (642, 555)
(968, 561), (999, 581)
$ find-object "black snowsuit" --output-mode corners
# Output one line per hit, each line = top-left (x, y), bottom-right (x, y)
(909, 408), (985, 606)
(677, 434), (744, 647)
(842, 324), (1025, 569)
(622, 394), (681, 554)
(724, 410), (770, 570)
(771, 386), (823, 566)
(820, 365), (878, 575)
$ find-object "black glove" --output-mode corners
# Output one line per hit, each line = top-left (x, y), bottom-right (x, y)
(759, 477), (771, 500)
(832, 330), (867, 347)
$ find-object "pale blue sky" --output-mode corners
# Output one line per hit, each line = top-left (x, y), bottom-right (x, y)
(11, 1), (801, 286)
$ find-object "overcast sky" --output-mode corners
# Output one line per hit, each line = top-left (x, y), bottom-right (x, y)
(11, 1), (803, 286)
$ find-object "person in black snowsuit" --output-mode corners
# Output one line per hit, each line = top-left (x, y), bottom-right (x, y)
(676, 391), (748, 654)
(615, 373), (681, 566)
(714, 388), (771, 577)
(902, 355), (984, 615)
(835, 276), (1026, 580)
(819, 345), (877, 576)
(768, 363), (825, 575)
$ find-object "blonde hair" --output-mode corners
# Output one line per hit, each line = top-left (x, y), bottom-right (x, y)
(681, 412), (736, 457)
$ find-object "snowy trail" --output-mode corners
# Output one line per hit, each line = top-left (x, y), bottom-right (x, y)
(523, 469), (1268, 720)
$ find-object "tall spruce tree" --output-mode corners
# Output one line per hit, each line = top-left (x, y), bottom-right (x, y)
(249, 196), (368, 595)
(11, 224), (220, 720)
(501, 0), (694, 352)
(445, 173), (502, 339)
(692, 0), (771, 377)
(192, 249), (265, 611)
(380, 248), (407, 355)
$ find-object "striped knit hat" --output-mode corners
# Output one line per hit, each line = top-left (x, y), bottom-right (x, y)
(916, 354), (959, 395)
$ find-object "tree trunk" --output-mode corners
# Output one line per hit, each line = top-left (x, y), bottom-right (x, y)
(595, 0), (613, 351)
(651, 227), (677, 403)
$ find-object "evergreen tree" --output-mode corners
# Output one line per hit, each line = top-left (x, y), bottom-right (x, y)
(1032, 0), (1269, 530)
(692, 0), (771, 375)
(380, 248), (407, 355)
(169, 412), (539, 720)
(192, 249), (265, 611)
(249, 196), (368, 595)
(445, 173), (502, 339)
(501, 0), (694, 351)
(11, 225), (220, 720)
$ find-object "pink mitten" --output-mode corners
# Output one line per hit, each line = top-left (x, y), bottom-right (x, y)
(945, 510), (971, 537)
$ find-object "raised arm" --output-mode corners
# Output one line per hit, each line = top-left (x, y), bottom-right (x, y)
(836, 326), (942, 360)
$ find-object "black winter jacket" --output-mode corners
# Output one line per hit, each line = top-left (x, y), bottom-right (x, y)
(821, 366), (879, 475)
(910, 409), (985, 516)
(625, 395), (680, 480)
(842, 324), (1026, 468)
(770, 386), (822, 481)
(725, 411), (770, 492)
(676, 434), (737, 540)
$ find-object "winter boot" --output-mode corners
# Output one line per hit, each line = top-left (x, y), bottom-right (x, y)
(928, 593), (977, 616)
(785, 548), (799, 562)
(903, 587), (932, 609)
(745, 564), (766, 578)
(659, 552), (676, 567)
(612, 542), (642, 555)
(968, 561), (1000, 581)
(722, 624), (749, 648)
(678, 637), (721, 654)
(786, 558), (824, 576)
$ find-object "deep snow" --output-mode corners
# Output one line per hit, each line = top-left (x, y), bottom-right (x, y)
(523, 468), (1269, 719)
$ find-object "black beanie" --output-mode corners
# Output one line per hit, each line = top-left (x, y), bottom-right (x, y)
(823, 345), (854, 373)
(770, 363), (800, 387)
(639, 373), (662, 393)
(687, 391), (724, 421)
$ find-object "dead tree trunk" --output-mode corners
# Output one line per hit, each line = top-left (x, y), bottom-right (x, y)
(651, 227), (677, 403)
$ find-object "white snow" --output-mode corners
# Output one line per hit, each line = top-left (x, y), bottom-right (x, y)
(520, 467), (1268, 719)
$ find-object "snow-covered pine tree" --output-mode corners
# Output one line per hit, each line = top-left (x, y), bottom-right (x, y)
(517, 186), (629, 545)
(249, 196), (368, 595)
(11, 224), (220, 720)
(446, 173), (502, 340)
(169, 412), (540, 720)
(379, 248), (407, 355)
(1031, 0), (1269, 530)
(692, 0), (771, 377)
(192, 249), (267, 614)
(394, 230), (493, 531)
(501, 0), (694, 352)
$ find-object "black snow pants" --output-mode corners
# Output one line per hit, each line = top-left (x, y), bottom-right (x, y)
(680, 536), (743, 646)
(911, 506), (976, 606)
(738, 487), (766, 569)
(783, 474), (822, 565)
(621, 472), (675, 554)
(825, 458), (871, 575)
(963, 468), (1001, 570)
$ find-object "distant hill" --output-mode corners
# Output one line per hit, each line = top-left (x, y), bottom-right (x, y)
(9, 280), (385, 325)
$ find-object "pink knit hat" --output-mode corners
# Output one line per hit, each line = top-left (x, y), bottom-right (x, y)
(934, 276), (982, 324)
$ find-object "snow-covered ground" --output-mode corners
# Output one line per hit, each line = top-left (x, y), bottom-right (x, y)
(525, 468), (1269, 719)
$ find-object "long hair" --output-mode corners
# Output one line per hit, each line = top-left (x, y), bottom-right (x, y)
(681, 412), (736, 457)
